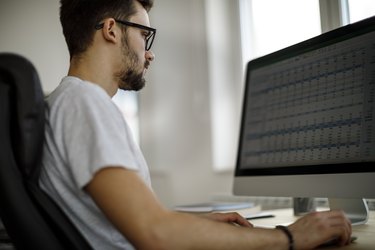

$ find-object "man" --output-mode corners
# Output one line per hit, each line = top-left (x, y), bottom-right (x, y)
(40, 0), (352, 249)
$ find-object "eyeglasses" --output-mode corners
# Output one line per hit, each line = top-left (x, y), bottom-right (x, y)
(95, 19), (156, 51)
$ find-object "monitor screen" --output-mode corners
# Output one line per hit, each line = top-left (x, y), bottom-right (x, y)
(233, 16), (375, 223)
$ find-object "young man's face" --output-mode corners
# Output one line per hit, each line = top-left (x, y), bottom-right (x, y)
(116, 1), (155, 91)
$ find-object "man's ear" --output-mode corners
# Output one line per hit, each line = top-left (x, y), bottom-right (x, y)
(101, 18), (119, 43)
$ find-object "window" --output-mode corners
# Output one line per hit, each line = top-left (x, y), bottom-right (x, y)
(348, 0), (375, 23)
(240, 0), (321, 64)
(112, 90), (140, 144)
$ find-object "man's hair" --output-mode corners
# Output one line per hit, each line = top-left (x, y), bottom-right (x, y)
(60, 0), (153, 58)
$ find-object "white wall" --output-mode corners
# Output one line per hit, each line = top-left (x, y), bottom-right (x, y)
(142, 0), (242, 207)
(0, 0), (238, 208)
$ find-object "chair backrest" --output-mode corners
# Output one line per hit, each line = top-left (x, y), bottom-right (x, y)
(0, 53), (92, 250)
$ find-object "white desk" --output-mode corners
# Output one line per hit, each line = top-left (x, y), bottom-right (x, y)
(240, 208), (375, 250)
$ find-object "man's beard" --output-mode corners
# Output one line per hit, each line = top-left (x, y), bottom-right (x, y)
(116, 38), (147, 91)
(118, 66), (145, 91)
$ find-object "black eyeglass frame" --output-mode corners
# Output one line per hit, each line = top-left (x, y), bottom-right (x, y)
(95, 19), (156, 51)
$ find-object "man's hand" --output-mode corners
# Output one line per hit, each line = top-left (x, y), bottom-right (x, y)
(198, 212), (253, 228)
(288, 210), (352, 249)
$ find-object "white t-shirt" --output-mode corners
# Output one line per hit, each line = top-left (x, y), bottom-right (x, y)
(39, 76), (151, 250)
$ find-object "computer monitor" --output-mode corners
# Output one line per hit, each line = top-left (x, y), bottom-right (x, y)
(233, 16), (375, 225)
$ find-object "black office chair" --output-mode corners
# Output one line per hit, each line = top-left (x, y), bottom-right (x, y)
(0, 53), (92, 250)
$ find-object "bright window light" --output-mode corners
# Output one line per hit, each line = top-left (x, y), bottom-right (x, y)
(112, 90), (140, 144)
(241, 0), (321, 64)
(348, 0), (375, 23)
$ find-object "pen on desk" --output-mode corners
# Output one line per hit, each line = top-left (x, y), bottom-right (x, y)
(245, 213), (275, 220)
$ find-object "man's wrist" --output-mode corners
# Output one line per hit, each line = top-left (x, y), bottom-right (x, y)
(275, 225), (294, 250)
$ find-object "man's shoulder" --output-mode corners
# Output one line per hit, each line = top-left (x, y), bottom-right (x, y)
(47, 76), (109, 106)
(53, 76), (105, 96)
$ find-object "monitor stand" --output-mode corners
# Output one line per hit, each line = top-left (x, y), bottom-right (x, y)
(328, 198), (369, 225)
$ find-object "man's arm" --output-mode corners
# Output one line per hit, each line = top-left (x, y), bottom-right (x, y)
(85, 167), (352, 250)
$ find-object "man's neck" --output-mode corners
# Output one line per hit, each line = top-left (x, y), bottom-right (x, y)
(68, 52), (118, 97)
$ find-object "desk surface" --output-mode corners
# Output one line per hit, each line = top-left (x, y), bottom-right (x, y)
(242, 208), (374, 250)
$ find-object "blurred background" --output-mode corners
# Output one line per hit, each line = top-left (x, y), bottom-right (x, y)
(1, 0), (374, 208)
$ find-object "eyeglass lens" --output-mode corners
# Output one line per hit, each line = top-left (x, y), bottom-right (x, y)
(146, 32), (155, 51)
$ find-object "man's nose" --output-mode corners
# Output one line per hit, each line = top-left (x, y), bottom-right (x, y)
(145, 50), (155, 62)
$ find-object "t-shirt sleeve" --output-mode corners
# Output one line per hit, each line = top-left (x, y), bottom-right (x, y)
(52, 86), (139, 189)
